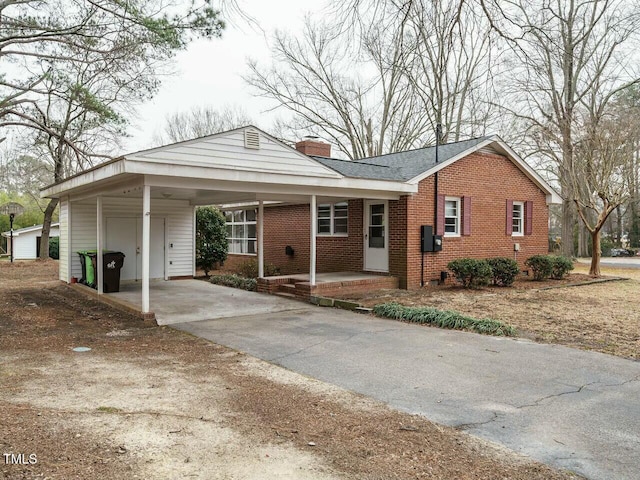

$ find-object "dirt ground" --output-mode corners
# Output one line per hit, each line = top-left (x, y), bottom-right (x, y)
(341, 264), (640, 360)
(0, 260), (580, 480)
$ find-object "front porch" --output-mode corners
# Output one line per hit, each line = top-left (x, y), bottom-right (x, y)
(257, 271), (399, 300)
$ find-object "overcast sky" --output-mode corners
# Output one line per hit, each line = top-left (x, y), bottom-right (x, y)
(123, 0), (327, 154)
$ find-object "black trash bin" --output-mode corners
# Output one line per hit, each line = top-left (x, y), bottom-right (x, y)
(103, 252), (126, 293)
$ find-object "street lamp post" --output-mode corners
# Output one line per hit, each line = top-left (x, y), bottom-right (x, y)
(9, 213), (14, 263)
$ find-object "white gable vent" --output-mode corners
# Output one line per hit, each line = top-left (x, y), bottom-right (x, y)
(244, 130), (260, 150)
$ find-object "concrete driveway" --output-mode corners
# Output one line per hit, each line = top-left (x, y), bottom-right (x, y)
(172, 299), (640, 480)
(109, 280), (305, 325)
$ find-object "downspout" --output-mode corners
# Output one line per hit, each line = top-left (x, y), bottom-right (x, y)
(433, 124), (441, 285)
(421, 124), (442, 288)
(434, 123), (441, 225)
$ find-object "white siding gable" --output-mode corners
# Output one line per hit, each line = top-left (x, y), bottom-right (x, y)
(126, 127), (341, 179)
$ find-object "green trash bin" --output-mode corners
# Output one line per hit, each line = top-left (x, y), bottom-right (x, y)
(77, 250), (97, 287)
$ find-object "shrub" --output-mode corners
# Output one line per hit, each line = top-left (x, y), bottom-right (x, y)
(234, 258), (281, 278)
(525, 255), (553, 281)
(372, 302), (516, 336)
(447, 258), (493, 288)
(210, 274), (257, 291)
(196, 206), (228, 277)
(487, 257), (519, 286)
(550, 255), (574, 279)
(48, 237), (59, 260)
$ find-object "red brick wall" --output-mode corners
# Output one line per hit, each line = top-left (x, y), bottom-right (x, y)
(218, 151), (550, 289)
(400, 152), (549, 289)
(262, 200), (364, 275)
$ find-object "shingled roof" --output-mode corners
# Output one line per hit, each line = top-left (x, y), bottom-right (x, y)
(313, 136), (491, 182)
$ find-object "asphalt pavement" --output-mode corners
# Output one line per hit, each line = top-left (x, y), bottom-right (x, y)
(173, 298), (640, 480)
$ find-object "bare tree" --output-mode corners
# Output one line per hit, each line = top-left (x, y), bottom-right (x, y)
(0, 0), (225, 119)
(571, 101), (639, 275)
(400, 0), (497, 142)
(481, 0), (640, 258)
(246, 15), (422, 160)
(1, 0), (229, 258)
(247, 1), (496, 158)
(153, 105), (253, 144)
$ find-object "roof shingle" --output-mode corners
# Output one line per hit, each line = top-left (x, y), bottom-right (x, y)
(313, 136), (491, 181)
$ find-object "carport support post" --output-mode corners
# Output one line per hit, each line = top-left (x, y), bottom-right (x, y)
(310, 195), (317, 286)
(142, 185), (151, 313)
(96, 196), (104, 294)
(258, 200), (264, 278)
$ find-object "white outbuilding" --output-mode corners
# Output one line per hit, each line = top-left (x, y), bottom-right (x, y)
(2, 223), (60, 260)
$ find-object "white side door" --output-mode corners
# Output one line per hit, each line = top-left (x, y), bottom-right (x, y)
(106, 217), (137, 281)
(363, 200), (389, 272)
(136, 217), (166, 280)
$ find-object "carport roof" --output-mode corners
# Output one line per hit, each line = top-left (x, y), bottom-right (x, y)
(40, 126), (416, 203)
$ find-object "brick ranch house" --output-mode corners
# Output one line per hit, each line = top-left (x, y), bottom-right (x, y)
(224, 134), (562, 290)
(42, 126), (560, 316)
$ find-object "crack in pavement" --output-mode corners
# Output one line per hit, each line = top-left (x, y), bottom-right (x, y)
(454, 411), (501, 431)
(596, 373), (640, 389)
(516, 374), (640, 410)
(516, 382), (598, 409)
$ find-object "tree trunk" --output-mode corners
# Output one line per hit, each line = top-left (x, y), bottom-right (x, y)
(589, 229), (601, 277)
(614, 205), (623, 247)
(39, 198), (59, 260)
(578, 223), (590, 257)
(561, 198), (575, 257)
(630, 199), (640, 248)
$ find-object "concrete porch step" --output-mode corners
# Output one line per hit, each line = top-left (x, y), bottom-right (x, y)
(278, 283), (297, 293)
(272, 291), (298, 300)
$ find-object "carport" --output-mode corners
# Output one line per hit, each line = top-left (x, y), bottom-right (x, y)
(42, 126), (415, 318)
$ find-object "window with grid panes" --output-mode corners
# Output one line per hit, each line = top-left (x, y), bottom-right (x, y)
(317, 202), (348, 236)
(224, 209), (257, 254)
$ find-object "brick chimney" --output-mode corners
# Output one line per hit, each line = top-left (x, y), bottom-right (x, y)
(295, 139), (331, 158)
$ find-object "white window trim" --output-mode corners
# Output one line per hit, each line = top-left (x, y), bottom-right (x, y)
(444, 196), (461, 238)
(512, 201), (524, 237)
(225, 209), (257, 256)
(317, 202), (349, 237)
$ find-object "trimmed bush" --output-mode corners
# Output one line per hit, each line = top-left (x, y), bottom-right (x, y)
(550, 255), (574, 279)
(48, 237), (59, 260)
(525, 255), (553, 281)
(196, 206), (228, 277)
(447, 258), (493, 288)
(210, 274), (257, 291)
(234, 258), (281, 279)
(487, 257), (519, 286)
(372, 302), (516, 336)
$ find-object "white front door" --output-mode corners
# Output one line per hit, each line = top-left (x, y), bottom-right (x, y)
(106, 217), (165, 281)
(364, 200), (389, 272)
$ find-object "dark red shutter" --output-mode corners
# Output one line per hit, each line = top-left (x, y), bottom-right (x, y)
(506, 199), (513, 235)
(436, 194), (445, 235)
(462, 196), (471, 236)
(525, 200), (533, 235)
